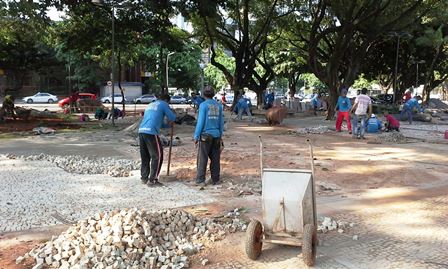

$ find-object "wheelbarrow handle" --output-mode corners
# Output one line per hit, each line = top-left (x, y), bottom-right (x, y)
(306, 139), (315, 178)
(306, 138), (317, 228)
(259, 135), (263, 178)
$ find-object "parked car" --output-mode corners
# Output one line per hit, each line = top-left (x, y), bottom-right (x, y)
(134, 94), (157, 104)
(58, 93), (97, 107)
(375, 94), (394, 104)
(170, 95), (187, 104)
(101, 94), (128, 104)
(22, 92), (58, 104)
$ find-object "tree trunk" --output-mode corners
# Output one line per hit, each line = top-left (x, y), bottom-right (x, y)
(288, 74), (297, 99)
(117, 51), (125, 116)
(326, 89), (338, 120)
(256, 90), (264, 108)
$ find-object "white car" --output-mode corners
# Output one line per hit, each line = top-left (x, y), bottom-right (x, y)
(101, 94), (128, 104)
(134, 94), (157, 104)
(170, 95), (187, 104)
(22, 92), (58, 104)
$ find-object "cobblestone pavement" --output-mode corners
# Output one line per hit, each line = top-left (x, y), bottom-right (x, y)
(207, 187), (448, 269)
(0, 157), (213, 232)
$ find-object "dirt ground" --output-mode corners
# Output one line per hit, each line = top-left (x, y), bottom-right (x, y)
(0, 118), (81, 134)
(1, 112), (448, 269)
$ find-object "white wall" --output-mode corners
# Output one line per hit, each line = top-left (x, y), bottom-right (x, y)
(100, 84), (142, 100)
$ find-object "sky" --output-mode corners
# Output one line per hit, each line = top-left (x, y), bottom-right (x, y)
(46, 6), (64, 21)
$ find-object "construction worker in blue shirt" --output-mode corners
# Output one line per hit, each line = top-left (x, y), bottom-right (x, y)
(400, 96), (424, 124)
(264, 90), (275, 109)
(138, 94), (176, 187)
(235, 94), (253, 121)
(194, 87), (224, 186)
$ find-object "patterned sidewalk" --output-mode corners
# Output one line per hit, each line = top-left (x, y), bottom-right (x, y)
(208, 188), (448, 269)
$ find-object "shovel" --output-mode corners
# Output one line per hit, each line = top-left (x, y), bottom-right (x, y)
(161, 124), (177, 182)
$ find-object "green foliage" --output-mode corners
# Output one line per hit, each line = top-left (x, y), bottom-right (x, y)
(204, 50), (235, 91)
(299, 73), (327, 92)
(353, 74), (376, 90)
(0, 1), (54, 80)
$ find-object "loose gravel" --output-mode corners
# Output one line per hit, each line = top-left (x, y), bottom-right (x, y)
(296, 125), (331, 134)
(374, 132), (410, 143)
(5, 153), (140, 177)
(0, 156), (213, 233)
(20, 208), (246, 269)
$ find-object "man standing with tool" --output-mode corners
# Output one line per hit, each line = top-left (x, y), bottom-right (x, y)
(138, 94), (176, 187)
(194, 86), (224, 187)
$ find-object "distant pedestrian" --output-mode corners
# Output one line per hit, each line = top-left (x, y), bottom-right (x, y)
(138, 94), (176, 187)
(221, 92), (227, 105)
(350, 88), (372, 139)
(335, 88), (352, 133)
(191, 92), (205, 112)
(402, 89), (412, 103)
(194, 87), (224, 186)
(264, 90), (275, 110)
(311, 93), (322, 116)
(383, 111), (400, 132)
(400, 96), (423, 124)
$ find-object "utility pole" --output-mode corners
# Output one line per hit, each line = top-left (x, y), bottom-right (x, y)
(166, 52), (175, 94)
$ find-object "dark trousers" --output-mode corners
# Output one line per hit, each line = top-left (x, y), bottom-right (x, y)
(400, 107), (413, 124)
(196, 136), (221, 183)
(139, 133), (163, 182)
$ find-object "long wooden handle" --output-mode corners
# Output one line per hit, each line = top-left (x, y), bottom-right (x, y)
(259, 135), (263, 177)
(167, 125), (174, 176)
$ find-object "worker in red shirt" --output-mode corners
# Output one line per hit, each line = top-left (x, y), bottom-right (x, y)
(221, 93), (227, 104)
(383, 111), (400, 132)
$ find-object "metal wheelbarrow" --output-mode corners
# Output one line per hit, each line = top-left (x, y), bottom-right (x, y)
(245, 136), (318, 266)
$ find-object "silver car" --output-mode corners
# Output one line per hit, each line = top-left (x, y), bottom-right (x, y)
(134, 94), (157, 104)
(22, 92), (59, 104)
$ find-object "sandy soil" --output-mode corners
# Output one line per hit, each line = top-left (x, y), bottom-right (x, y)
(1, 113), (447, 268)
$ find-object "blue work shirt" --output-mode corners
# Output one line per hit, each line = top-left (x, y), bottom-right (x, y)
(138, 100), (176, 135)
(404, 98), (423, 112)
(265, 93), (274, 105)
(193, 96), (205, 106)
(336, 96), (352, 112)
(194, 99), (224, 140)
(311, 94), (321, 107)
(237, 97), (251, 110)
(366, 117), (382, 133)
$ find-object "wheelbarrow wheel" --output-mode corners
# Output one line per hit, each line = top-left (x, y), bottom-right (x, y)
(302, 223), (317, 266)
(245, 219), (263, 260)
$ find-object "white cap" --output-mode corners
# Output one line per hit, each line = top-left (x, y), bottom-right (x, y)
(371, 114), (376, 118)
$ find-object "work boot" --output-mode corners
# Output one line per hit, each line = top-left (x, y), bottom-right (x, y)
(153, 180), (164, 187)
(147, 180), (157, 188)
(141, 178), (148, 184)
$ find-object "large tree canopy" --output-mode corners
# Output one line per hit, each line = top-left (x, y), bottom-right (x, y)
(189, 0), (296, 105)
(283, 0), (440, 118)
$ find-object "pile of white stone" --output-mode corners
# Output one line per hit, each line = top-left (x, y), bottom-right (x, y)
(375, 132), (409, 144)
(296, 125), (330, 134)
(5, 153), (140, 177)
(318, 216), (354, 234)
(19, 208), (246, 269)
